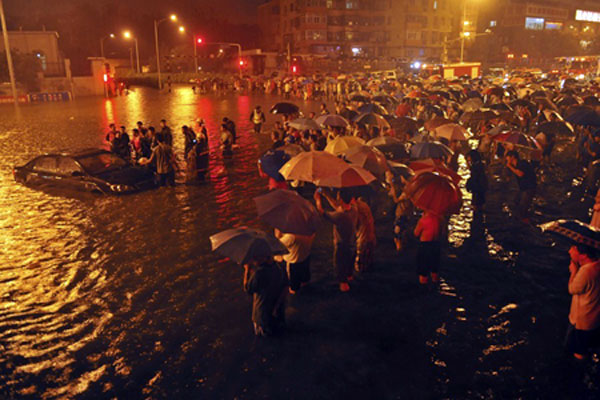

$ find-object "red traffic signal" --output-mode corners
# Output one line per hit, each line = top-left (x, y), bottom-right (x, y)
(103, 73), (108, 83)
(239, 59), (245, 66)
(197, 38), (203, 44)
(292, 65), (298, 74)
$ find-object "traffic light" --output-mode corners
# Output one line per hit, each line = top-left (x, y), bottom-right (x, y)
(197, 37), (203, 45)
(292, 65), (298, 74)
(103, 74), (108, 83)
(239, 59), (245, 67)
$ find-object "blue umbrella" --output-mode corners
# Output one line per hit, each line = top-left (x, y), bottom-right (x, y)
(540, 219), (600, 250)
(410, 141), (454, 160)
(259, 149), (290, 182)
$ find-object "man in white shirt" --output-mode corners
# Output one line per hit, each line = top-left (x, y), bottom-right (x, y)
(275, 229), (315, 295)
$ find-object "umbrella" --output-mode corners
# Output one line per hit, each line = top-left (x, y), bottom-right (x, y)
(459, 109), (500, 125)
(315, 114), (351, 128)
(325, 135), (365, 154)
(288, 118), (321, 131)
(483, 87), (506, 97)
(406, 90), (428, 98)
(339, 108), (359, 121)
(254, 189), (320, 236)
(486, 124), (512, 137)
(493, 131), (541, 151)
(537, 121), (574, 136)
(316, 165), (376, 188)
(340, 145), (390, 179)
(388, 161), (415, 180)
(462, 97), (483, 112)
(488, 103), (513, 112)
(259, 149), (291, 181)
(357, 103), (388, 116)
(424, 117), (454, 131)
(410, 141), (454, 159)
(409, 158), (461, 184)
(532, 97), (558, 111)
(373, 95), (397, 106)
(555, 96), (580, 108)
(540, 219), (600, 250)
(354, 113), (391, 130)
(564, 106), (600, 126)
(279, 151), (350, 183)
(367, 136), (410, 160)
(210, 227), (288, 265)
(279, 143), (305, 157)
(406, 172), (462, 215)
(349, 93), (371, 103)
(270, 102), (299, 115)
(385, 115), (419, 136)
(583, 96), (600, 106)
(511, 99), (535, 109)
(434, 123), (469, 141)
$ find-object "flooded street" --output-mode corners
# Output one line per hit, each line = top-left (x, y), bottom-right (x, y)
(0, 87), (598, 399)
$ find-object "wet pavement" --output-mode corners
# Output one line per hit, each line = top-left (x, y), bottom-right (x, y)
(0, 87), (598, 399)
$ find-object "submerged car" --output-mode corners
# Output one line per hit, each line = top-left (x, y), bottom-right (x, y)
(13, 148), (157, 194)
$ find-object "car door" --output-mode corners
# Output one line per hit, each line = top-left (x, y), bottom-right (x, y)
(28, 156), (60, 186)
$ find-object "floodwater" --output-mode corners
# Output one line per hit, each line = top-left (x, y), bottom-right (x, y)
(0, 87), (598, 399)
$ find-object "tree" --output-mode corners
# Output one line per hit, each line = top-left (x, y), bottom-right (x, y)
(0, 50), (41, 91)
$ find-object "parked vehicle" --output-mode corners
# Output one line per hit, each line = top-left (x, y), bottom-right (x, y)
(13, 148), (157, 194)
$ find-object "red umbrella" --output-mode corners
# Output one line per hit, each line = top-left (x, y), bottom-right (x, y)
(409, 158), (461, 185)
(406, 172), (462, 216)
(406, 90), (428, 99)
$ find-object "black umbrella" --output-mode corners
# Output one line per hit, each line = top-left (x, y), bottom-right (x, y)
(254, 189), (320, 236)
(489, 103), (513, 112)
(564, 106), (600, 127)
(358, 103), (389, 116)
(354, 112), (391, 129)
(555, 96), (580, 108)
(540, 219), (600, 250)
(339, 108), (359, 121)
(583, 96), (600, 106)
(270, 102), (300, 115)
(537, 121), (574, 136)
(384, 115), (419, 136)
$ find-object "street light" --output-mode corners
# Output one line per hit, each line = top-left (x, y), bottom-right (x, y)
(123, 30), (140, 74)
(100, 33), (115, 58)
(154, 13), (178, 90)
(179, 26), (185, 33)
(460, 0), (477, 63)
(0, 0), (17, 105)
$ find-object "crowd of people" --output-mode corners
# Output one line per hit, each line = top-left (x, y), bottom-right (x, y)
(238, 73), (600, 363)
(109, 70), (600, 361)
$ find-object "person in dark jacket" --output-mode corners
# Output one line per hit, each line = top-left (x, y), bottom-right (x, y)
(506, 150), (537, 223)
(466, 150), (488, 211)
(243, 256), (288, 336)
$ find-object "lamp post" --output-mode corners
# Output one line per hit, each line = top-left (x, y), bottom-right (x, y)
(100, 33), (115, 58)
(0, 0), (17, 105)
(460, 0), (468, 63)
(123, 31), (140, 73)
(154, 14), (177, 90)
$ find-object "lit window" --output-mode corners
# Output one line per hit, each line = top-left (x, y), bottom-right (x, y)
(490, 20), (497, 27)
(433, 1), (437, 10)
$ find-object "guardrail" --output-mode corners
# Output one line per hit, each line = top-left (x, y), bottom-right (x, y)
(0, 92), (72, 104)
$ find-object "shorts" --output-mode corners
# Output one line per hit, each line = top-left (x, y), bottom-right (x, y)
(416, 241), (441, 276)
(565, 323), (600, 355)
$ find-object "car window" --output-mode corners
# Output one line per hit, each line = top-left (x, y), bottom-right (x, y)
(31, 156), (59, 173)
(76, 152), (128, 175)
(57, 156), (84, 175)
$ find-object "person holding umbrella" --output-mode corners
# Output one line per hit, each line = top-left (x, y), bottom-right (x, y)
(505, 150), (537, 224)
(210, 227), (289, 337)
(541, 220), (600, 360)
(314, 188), (358, 292)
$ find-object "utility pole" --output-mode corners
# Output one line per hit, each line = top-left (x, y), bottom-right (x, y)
(460, 0), (467, 63)
(0, 0), (18, 105)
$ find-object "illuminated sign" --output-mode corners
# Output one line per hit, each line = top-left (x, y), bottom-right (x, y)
(525, 17), (544, 30)
(575, 10), (600, 23)
(545, 21), (563, 30)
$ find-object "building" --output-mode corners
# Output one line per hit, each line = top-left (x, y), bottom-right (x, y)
(478, 0), (600, 64)
(257, 0), (478, 66)
(0, 30), (67, 77)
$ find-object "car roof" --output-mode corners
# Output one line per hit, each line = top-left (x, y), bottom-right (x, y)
(48, 148), (110, 158)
